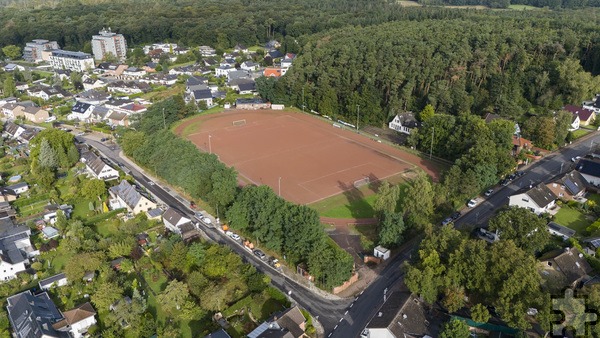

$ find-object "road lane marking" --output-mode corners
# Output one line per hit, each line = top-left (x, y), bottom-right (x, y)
(328, 333), (332, 337)
(339, 318), (344, 323)
(360, 290), (364, 295)
(334, 325), (338, 330)
(350, 303), (354, 308)
(344, 310), (348, 315)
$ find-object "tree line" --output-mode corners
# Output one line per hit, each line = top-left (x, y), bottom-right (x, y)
(118, 98), (354, 288)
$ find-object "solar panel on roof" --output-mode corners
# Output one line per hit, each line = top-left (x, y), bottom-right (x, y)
(564, 179), (580, 195)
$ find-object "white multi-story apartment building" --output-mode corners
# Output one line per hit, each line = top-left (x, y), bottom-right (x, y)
(91, 28), (127, 61)
(23, 39), (59, 62)
(49, 50), (95, 72)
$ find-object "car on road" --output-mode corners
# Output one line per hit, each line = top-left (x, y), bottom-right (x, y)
(441, 217), (453, 226)
(76, 132), (85, 136)
(100, 137), (109, 142)
(516, 170), (525, 177)
(484, 189), (494, 197)
(508, 173), (517, 180)
(269, 258), (282, 269)
(253, 249), (267, 260)
(451, 212), (461, 220)
(467, 199), (478, 208)
(202, 217), (212, 225)
(148, 181), (155, 186)
(230, 233), (241, 241)
(500, 178), (510, 186)
(225, 230), (233, 237)
(571, 156), (582, 162)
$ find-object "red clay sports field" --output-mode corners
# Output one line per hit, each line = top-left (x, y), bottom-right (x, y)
(175, 110), (440, 205)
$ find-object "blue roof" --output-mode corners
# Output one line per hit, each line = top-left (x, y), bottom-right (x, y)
(42, 227), (59, 238)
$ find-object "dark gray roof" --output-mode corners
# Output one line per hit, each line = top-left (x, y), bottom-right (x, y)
(6, 182), (28, 191)
(548, 247), (593, 285)
(39, 273), (67, 289)
(187, 76), (207, 86)
(394, 112), (419, 129)
(193, 89), (212, 100)
(577, 159), (600, 179)
(162, 208), (187, 227)
(77, 89), (110, 101)
(204, 328), (232, 338)
(4, 122), (23, 136)
(72, 101), (92, 114)
(7, 291), (66, 338)
(147, 208), (163, 218)
(559, 170), (587, 196)
(524, 183), (557, 208)
(548, 222), (576, 238)
(238, 82), (256, 92)
(109, 180), (142, 209)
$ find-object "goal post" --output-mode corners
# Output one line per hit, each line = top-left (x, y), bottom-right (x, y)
(232, 119), (246, 126)
(353, 177), (370, 189)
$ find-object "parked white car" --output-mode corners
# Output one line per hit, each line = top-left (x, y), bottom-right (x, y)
(467, 199), (478, 208)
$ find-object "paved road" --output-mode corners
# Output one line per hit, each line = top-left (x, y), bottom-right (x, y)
(455, 133), (600, 228)
(82, 134), (422, 337)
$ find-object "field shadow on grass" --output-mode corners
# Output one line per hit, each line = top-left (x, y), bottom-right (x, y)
(260, 298), (284, 319)
(337, 173), (379, 219)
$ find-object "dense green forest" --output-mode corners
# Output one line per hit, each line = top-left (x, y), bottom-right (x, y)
(272, 17), (600, 127)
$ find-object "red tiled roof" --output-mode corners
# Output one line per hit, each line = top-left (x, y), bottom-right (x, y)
(513, 135), (533, 148)
(564, 105), (595, 122)
(264, 68), (282, 77)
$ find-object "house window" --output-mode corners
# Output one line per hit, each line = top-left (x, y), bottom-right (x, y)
(522, 198), (530, 202)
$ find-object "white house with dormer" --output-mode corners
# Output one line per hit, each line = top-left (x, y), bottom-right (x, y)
(388, 112), (419, 135)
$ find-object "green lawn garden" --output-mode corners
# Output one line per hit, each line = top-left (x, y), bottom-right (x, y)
(554, 206), (593, 234)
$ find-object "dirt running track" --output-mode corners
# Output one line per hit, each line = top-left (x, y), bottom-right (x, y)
(176, 110), (440, 205)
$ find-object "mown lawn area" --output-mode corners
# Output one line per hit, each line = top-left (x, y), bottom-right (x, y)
(572, 128), (590, 139)
(311, 193), (377, 218)
(554, 206), (593, 234)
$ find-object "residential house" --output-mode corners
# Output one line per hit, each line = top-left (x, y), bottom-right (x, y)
(41, 227), (59, 239)
(119, 67), (146, 80)
(146, 208), (163, 220)
(205, 328), (232, 338)
(94, 63), (128, 77)
(203, 58), (218, 67)
(240, 61), (258, 71)
(139, 73), (178, 86)
(39, 273), (68, 291)
(107, 111), (130, 127)
(26, 86), (70, 101)
(109, 180), (157, 214)
(220, 58), (236, 68)
(0, 219), (37, 281)
(105, 98), (134, 110)
(82, 77), (106, 91)
(247, 306), (307, 338)
(76, 89), (111, 105)
(6, 291), (63, 338)
(388, 112), (418, 135)
(2, 102), (35, 120)
(215, 65), (235, 77)
(18, 128), (39, 144)
(546, 170), (587, 201)
(162, 207), (193, 234)
(81, 150), (119, 180)
(68, 101), (94, 121)
(512, 135), (534, 155)
(508, 183), (557, 215)
(547, 222), (576, 241)
(564, 105), (596, 127)
(236, 98), (270, 110)
(52, 302), (97, 338)
(42, 204), (73, 224)
(360, 291), (442, 338)
(266, 50), (284, 59)
(3, 122), (25, 140)
(5, 182), (29, 195)
(570, 113), (581, 131)
(229, 79), (256, 94)
(15, 82), (29, 92)
(234, 43), (249, 54)
(144, 43), (178, 54)
(0, 189), (17, 202)
(265, 40), (281, 49)
(541, 247), (593, 289)
(143, 62), (158, 72)
(576, 159), (600, 186)
(21, 106), (50, 124)
(191, 89), (213, 107)
(106, 81), (151, 94)
(199, 45), (217, 57)
(3, 64), (25, 72)
(227, 70), (251, 82)
(90, 106), (112, 123)
(583, 95), (600, 114)
(264, 67), (283, 77)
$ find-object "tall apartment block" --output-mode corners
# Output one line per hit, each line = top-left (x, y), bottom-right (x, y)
(91, 28), (127, 61)
(49, 50), (95, 72)
(23, 39), (60, 63)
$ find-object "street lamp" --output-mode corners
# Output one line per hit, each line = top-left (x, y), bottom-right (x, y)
(356, 105), (360, 131)
(208, 135), (212, 154)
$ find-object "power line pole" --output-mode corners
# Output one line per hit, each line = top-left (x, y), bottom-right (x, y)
(356, 105), (360, 131)
(429, 127), (435, 160)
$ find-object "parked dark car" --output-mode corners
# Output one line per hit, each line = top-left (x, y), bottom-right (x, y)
(500, 179), (510, 186)
(451, 212), (461, 220)
(441, 217), (453, 226)
(516, 171), (525, 177)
